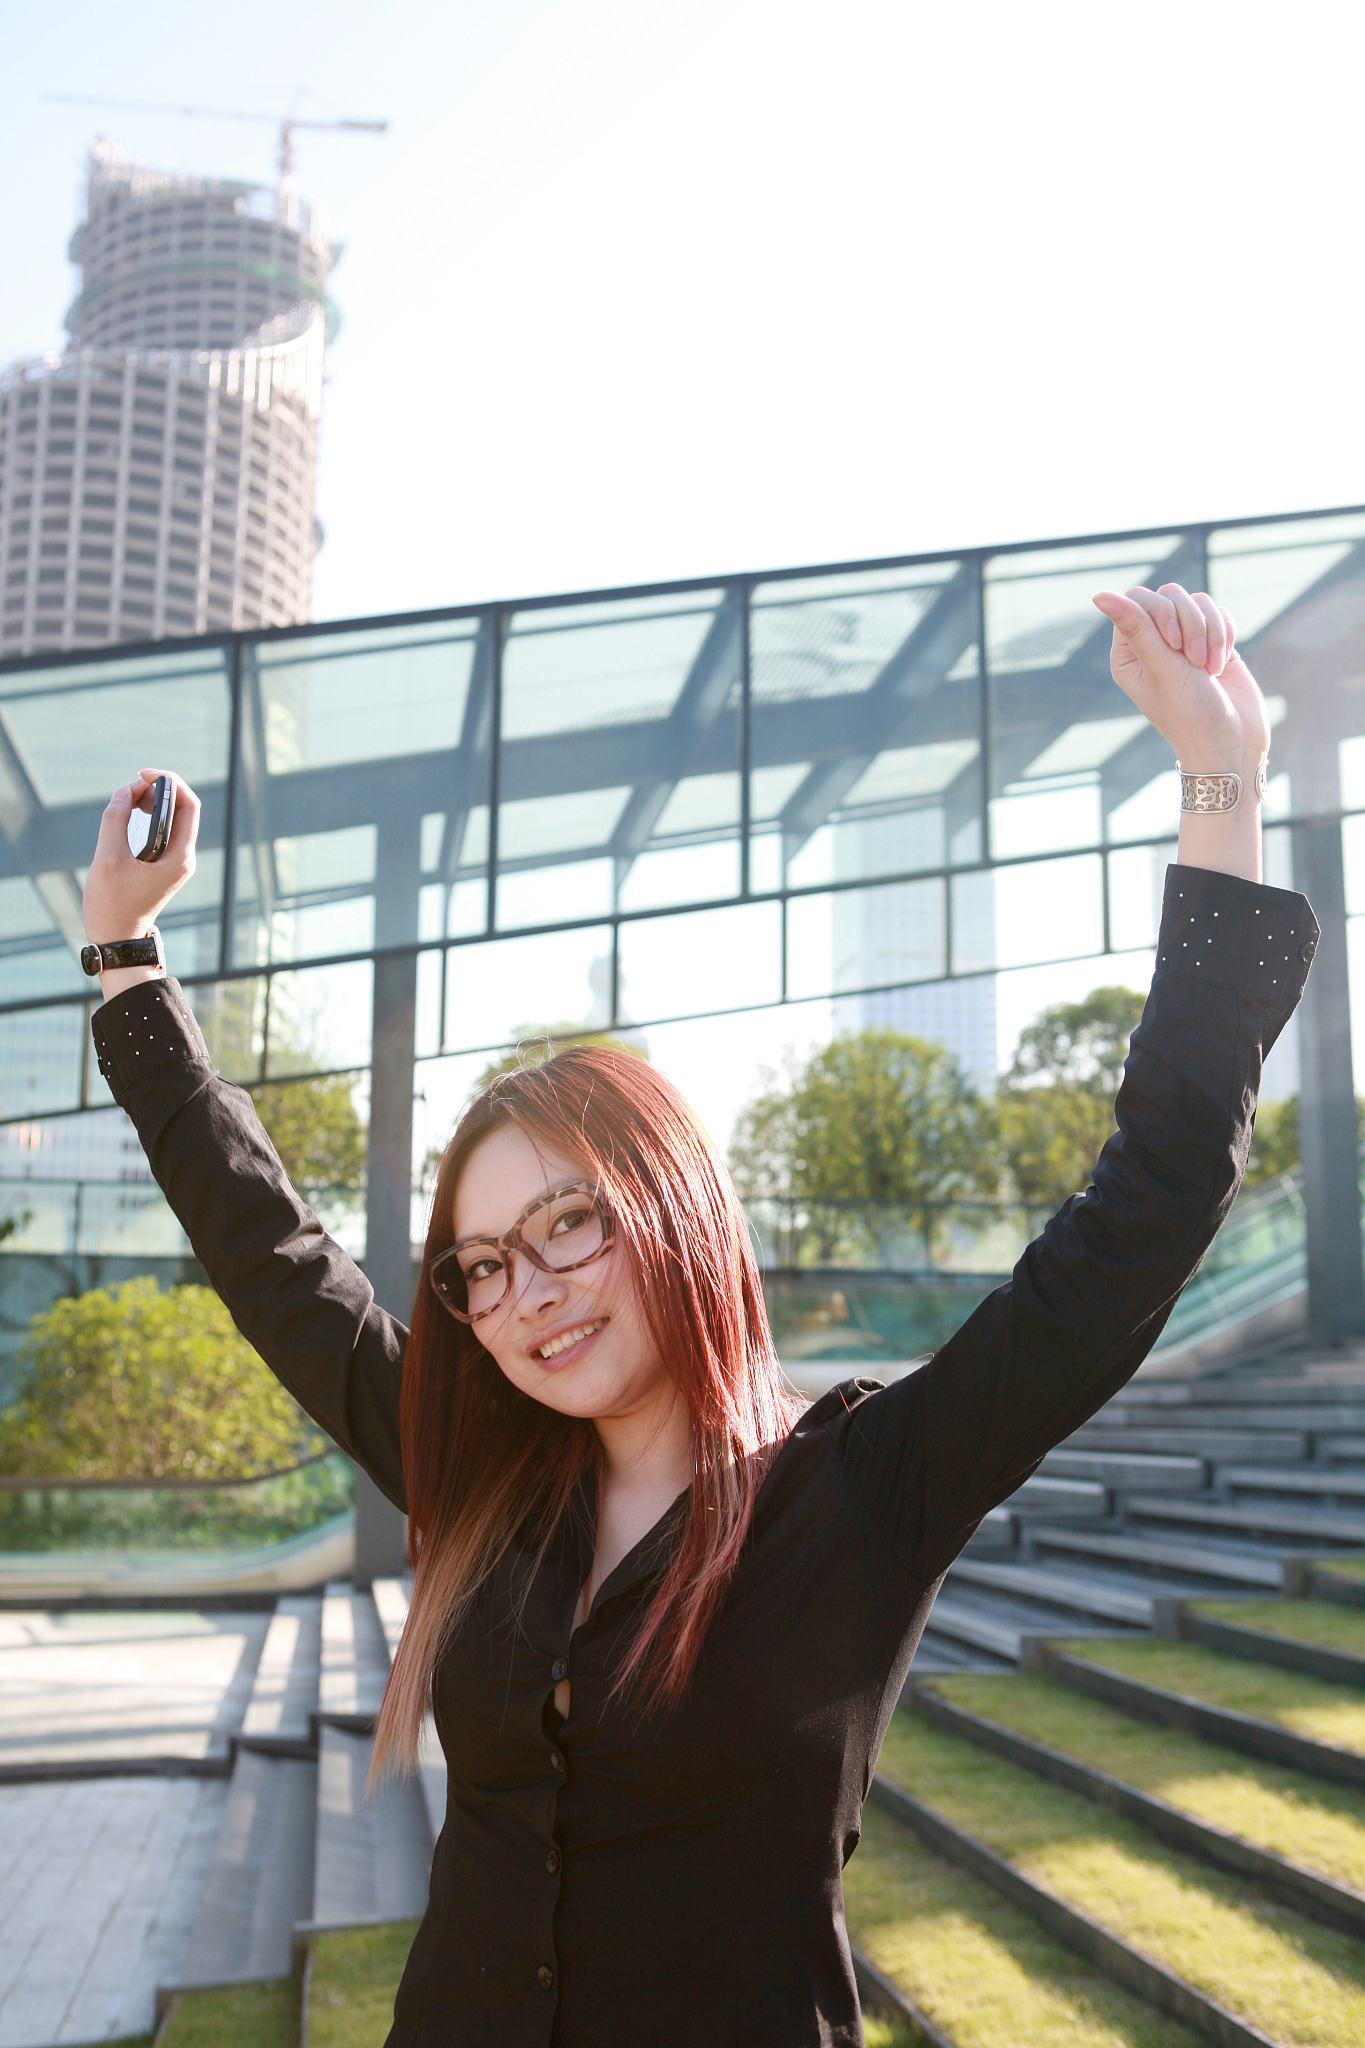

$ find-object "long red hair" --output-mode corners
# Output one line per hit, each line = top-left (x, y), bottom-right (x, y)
(372, 1045), (799, 1777)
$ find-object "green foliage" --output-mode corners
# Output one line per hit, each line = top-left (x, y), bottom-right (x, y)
(995, 987), (1145, 1212)
(0, 1277), (324, 1480)
(194, 978), (367, 1195)
(254, 1073), (367, 1194)
(730, 1030), (995, 1261)
(1243, 1096), (1301, 1187)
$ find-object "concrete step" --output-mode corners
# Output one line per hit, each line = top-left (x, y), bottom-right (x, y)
(1028, 1522), (1284, 1588)
(238, 1595), (321, 1756)
(1099, 1402), (1365, 1434)
(372, 1577), (448, 1849)
(920, 1596), (1026, 1663)
(1039, 1449), (1205, 1491)
(163, 1595), (324, 1999)
(1328, 1436), (1365, 1464)
(963, 1506), (1016, 1551)
(318, 1579), (391, 1727)
(1004, 1475), (1107, 1516)
(313, 1723), (432, 1926)
(1107, 1376), (1365, 1410)
(168, 1751), (317, 1991)
(947, 1557), (1154, 1627)
(1219, 1463), (1365, 1501)
(1071, 1426), (1305, 1462)
(1125, 1491), (1365, 1546)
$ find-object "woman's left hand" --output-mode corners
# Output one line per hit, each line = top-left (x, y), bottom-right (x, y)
(1092, 582), (1270, 775)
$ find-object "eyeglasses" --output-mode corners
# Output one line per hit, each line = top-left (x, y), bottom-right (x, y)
(429, 1180), (615, 1325)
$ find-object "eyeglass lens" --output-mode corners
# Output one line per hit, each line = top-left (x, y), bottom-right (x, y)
(452, 1188), (606, 1318)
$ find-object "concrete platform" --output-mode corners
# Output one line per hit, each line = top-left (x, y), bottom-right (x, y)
(0, 1608), (268, 1771)
(313, 1725), (431, 1926)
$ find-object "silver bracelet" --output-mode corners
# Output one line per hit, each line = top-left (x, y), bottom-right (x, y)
(1178, 761), (1268, 813)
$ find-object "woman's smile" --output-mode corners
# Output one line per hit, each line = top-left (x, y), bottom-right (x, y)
(531, 1316), (609, 1367)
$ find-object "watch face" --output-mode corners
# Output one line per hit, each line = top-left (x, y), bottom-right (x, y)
(80, 944), (103, 977)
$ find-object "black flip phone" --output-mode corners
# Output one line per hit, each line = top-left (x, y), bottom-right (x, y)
(136, 775), (176, 863)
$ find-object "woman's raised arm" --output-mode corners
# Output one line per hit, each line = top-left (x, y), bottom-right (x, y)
(82, 774), (406, 1509)
(823, 583), (1314, 1590)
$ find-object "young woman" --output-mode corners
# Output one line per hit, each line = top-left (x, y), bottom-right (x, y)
(83, 583), (1315, 2046)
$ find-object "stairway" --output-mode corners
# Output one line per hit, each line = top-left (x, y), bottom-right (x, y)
(157, 1581), (433, 2024)
(910, 1344), (1365, 1673)
(849, 1583), (1365, 2046)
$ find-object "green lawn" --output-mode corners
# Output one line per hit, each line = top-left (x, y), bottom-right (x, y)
(925, 1672), (1365, 1894)
(1192, 1597), (1365, 1657)
(876, 1710), (1365, 2047)
(156, 1978), (298, 2047)
(846, 1802), (1202, 2048)
(1315, 1556), (1365, 1582)
(307, 1919), (421, 2048)
(1058, 1636), (1365, 1753)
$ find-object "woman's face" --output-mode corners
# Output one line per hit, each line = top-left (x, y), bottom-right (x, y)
(452, 1122), (672, 1428)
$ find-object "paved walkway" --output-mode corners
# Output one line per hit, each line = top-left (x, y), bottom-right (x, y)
(0, 1609), (268, 2045)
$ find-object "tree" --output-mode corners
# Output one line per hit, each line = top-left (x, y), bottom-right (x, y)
(0, 1278), (324, 1481)
(996, 986), (1146, 1212)
(254, 1074), (366, 1195)
(730, 1030), (993, 1262)
(194, 979), (366, 1197)
(1243, 1097), (1302, 1188)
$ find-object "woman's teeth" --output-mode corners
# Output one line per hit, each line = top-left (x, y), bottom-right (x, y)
(536, 1319), (605, 1361)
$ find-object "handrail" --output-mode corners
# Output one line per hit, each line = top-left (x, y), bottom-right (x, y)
(0, 1445), (341, 1494)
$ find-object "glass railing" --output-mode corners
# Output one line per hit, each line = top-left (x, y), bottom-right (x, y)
(0, 1448), (354, 1552)
(758, 1163), (1329, 1368)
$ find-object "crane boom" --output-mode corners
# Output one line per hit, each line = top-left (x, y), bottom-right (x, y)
(44, 93), (388, 184)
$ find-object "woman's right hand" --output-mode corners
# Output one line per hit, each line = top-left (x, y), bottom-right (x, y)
(83, 770), (201, 998)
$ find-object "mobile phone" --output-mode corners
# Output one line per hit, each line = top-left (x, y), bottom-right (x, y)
(136, 775), (176, 863)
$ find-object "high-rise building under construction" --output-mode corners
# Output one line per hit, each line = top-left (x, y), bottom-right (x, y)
(0, 140), (335, 656)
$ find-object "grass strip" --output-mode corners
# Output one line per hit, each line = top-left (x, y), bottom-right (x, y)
(308, 1920), (421, 2048)
(1059, 1636), (1365, 1754)
(846, 1802), (1203, 2047)
(877, 1709), (1365, 2047)
(1192, 1598), (1365, 1658)
(926, 1672), (1365, 1895)
(1316, 1557), (1365, 1582)
(157, 1978), (298, 2047)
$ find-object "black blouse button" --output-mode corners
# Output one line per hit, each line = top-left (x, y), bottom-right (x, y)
(550, 1749), (566, 1774)
(1301, 941), (1315, 964)
(545, 1847), (561, 1874)
(551, 1658), (568, 1682)
(537, 1965), (555, 1992)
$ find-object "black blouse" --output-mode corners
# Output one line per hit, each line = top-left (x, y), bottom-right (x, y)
(92, 863), (1316, 2048)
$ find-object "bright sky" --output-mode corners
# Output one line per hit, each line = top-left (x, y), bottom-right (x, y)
(6, 0), (1364, 624)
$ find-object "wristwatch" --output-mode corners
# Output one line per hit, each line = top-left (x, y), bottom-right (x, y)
(80, 929), (166, 977)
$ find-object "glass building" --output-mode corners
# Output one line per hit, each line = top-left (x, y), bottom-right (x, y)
(4, 507), (1364, 1430)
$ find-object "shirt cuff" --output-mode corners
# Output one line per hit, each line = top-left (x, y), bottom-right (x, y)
(91, 977), (215, 1101)
(1153, 863), (1319, 1042)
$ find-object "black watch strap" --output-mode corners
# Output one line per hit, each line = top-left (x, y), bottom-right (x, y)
(80, 930), (166, 977)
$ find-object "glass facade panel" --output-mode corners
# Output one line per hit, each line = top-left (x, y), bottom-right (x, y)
(1209, 514), (1365, 825)
(0, 1004), (86, 1118)
(751, 562), (982, 895)
(443, 925), (614, 1053)
(0, 646), (231, 1000)
(786, 879), (945, 1004)
(2, 508), (1364, 1296)
(617, 901), (781, 1022)
(233, 620), (488, 968)
(985, 538), (1184, 862)
(499, 590), (741, 933)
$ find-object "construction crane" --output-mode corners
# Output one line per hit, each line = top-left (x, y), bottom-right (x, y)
(45, 93), (388, 185)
